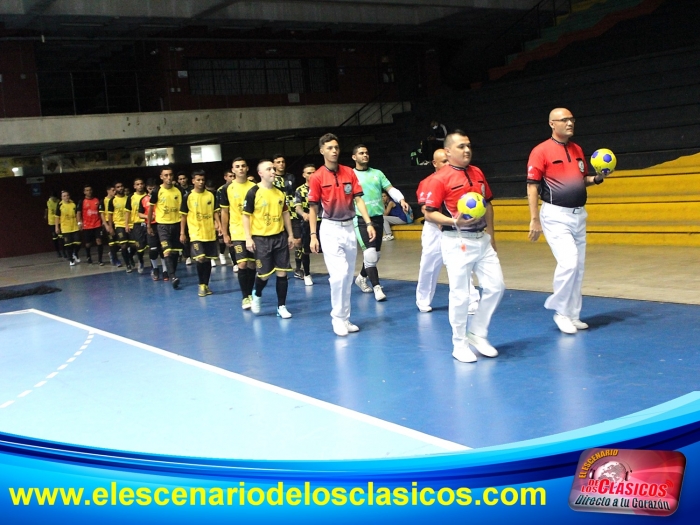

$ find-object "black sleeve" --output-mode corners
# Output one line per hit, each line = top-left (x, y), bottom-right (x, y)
(242, 186), (259, 215)
(180, 193), (189, 214)
(75, 199), (83, 213)
(125, 198), (132, 212)
(107, 199), (114, 213)
(149, 188), (159, 205)
(55, 203), (62, 218)
(218, 183), (230, 207)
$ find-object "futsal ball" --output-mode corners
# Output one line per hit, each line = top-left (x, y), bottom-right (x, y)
(591, 148), (617, 176)
(457, 192), (486, 220)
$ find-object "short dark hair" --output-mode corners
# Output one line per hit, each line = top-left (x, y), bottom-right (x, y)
(105, 184), (114, 190)
(133, 177), (144, 184)
(272, 153), (285, 161)
(303, 163), (316, 170)
(352, 144), (367, 155)
(192, 169), (206, 179)
(232, 157), (245, 164)
(83, 183), (92, 190)
(113, 181), (123, 187)
(160, 167), (172, 174)
(177, 171), (187, 177)
(444, 130), (468, 148)
(319, 133), (338, 149)
(223, 169), (233, 177)
(146, 178), (157, 187)
(206, 179), (215, 188)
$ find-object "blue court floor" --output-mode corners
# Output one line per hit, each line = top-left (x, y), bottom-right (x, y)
(1, 265), (699, 459)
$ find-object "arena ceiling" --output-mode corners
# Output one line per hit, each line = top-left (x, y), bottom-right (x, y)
(1, 0), (540, 68)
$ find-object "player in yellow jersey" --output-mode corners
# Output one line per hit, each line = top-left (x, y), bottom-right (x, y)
(215, 170), (234, 267)
(125, 178), (148, 274)
(147, 168), (185, 289)
(180, 170), (220, 297)
(242, 160), (297, 318)
(55, 190), (81, 266)
(107, 181), (134, 272)
(220, 157), (257, 309)
(45, 191), (65, 258)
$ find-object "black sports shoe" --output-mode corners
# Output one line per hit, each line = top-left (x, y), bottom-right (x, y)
(293, 269), (304, 280)
(86, 257), (93, 265)
(126, 264), (133, 273)
(163, 271), (169, 281)
(152, 268), (160, 281)
(171, 276), (180, 289)
(98, 261), (105, 266)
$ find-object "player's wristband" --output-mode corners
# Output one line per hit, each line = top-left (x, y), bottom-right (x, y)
(594, 175), (604, 185)
(310, 233), (317, 236)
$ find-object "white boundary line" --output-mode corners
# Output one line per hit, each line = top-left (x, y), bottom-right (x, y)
(3, 309), (469, 452)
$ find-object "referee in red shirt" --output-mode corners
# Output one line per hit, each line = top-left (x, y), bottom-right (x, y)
(308, 133), (376, 337)
(424, 131), (505, 363)
(527, 108), (607, 335)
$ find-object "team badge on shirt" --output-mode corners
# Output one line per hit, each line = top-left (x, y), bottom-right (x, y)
(578, 160), (585, 173)
(344, 183), (352, 195)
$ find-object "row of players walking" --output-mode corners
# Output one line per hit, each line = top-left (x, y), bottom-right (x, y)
(49, 108), (608, 363)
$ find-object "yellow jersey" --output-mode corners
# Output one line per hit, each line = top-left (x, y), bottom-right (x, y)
(150, 186), (183, 224)
(242, 184), (288, 237)
(47, 197), (59, 226)
(127, 193), (147, 225)
(107, 195), (129, 228)
(220, 180), (255, 241)
(56, 200), (79, 233)
(180, 190), (219, 242)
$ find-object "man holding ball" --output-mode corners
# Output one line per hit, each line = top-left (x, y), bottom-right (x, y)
(527, 108), (610, 334)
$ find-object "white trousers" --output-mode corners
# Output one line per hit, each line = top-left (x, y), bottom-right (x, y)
(540, 202), (587, 319)
(383, 215), (406, 235)
(416, 222), (480, 309)
(441, 233), (505, 347)
(319, 219), (357, 321)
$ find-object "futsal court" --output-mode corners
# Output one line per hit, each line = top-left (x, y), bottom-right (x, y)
(1, 241), (699, 461)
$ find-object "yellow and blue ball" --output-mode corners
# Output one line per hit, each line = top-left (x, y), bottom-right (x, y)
(457, 192), (486, 219)
(591, 148), (617, 176)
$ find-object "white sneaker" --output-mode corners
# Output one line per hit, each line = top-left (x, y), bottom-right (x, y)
(355, 274), (372, 293)
(304, 275), (314, 286)
(467, 332), (498, 358)
(233, 265), (239, 273)
(373, 285), (386, 301)
(332, 318), (349, 337)
(417, 304), (432, 313)
(553, 313), (577, 334)
(571, 319), (589, 330)
(345, 320), (360, 333)
(452, 345), (477, 363)
(185, 257), (192, 265)
(251, 295), (262, 314)
(74, 256), (81, 263)
(382, 234), (394, 241)
(277, 305), (292, 319)
(219, 254), (227, 265)
(69, 259), (75, 266)
(211, 259), (216, 267)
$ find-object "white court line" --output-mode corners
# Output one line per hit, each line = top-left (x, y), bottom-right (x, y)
(46, 372), (58, 379)
(17, 390), (32, 398)
(34, 381), (47, 388)
(10, 308), (469, 452)
(0, 401), (14, 409)
(57, 364), (68, 370)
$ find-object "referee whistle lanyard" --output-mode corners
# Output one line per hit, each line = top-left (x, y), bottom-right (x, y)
(451, 212), (467, 253)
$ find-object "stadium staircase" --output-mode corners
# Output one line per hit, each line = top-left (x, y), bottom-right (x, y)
(366, 0), (700, 246)
(489, 0), (665, 81)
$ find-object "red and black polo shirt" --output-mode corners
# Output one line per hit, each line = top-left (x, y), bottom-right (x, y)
(527, 138), (589, 208)
(308, 165), (363, 221)
(424, 164), (493, 233)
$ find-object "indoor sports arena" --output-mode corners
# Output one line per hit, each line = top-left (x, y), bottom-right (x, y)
(0, 1), (698, 523)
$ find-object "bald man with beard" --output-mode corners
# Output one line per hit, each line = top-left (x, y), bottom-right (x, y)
(527, 108), (608, 335)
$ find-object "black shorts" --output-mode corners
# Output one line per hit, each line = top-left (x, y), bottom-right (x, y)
(354, 215), (384, 251)
(62, 231), (81, 246)
(157, 223), (183, 255)
(50, 225), (61, 241)
(191, 240), (218, 260)
(130, 223), (148, 252)
(82, 227), (102, 245)
(253, 232), (291, 278)
(292, 218), (303, 239)
(115, 227), (130, 245)
(231, 240), (255, 264)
